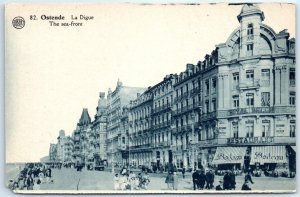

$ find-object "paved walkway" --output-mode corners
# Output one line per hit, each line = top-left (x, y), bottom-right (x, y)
(37, 168), (296, 192)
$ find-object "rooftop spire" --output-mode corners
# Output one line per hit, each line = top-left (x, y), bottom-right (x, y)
(78, 108), (91, 126)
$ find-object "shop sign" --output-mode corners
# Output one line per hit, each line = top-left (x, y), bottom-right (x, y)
(253, 152), (284, 161)
(214, 153), (243, 162)
(227, 136), (274, 144)
(212, 147), (247, 164)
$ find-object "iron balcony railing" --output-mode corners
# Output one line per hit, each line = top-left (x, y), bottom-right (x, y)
(216, 106), (295, 118)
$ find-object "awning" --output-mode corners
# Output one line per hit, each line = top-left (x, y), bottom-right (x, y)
(212, 147), (247, 165)
(250, 146), (287, 164)
(291, 146), (296, 152)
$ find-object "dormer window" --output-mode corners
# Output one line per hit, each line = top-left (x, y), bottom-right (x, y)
(247, 23), (253, 35)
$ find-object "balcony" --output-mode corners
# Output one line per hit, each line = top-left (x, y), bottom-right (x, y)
(238, 80), (260, 90)
(274, 106), (295, 114)
(173, 104), (199, 116)
(174, 92), (189, 103)
(217, 106), (295, 118)
(172, 125), (192, 134)
(152, 103), (171, 114)
(227, 106), (273, 116)
(129, 143), (154, 151)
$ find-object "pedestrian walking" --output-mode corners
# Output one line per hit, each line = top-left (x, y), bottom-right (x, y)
(245, 171), (254, 184)
(182, 167), (186, 179)
(229, 170), (236, 190)
(223, 171), (231, 190)
(205, 169), (215, 189)
(113, 174), (120, 190)
(198, 170), (206, 190)
(165, 171), (174, 190)
(25, 174), (34, 190)
(192, 169), (199, 190)
(173, 172), (179, 190)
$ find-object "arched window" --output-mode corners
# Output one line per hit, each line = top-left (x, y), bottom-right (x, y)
(247, 23), (253, 35)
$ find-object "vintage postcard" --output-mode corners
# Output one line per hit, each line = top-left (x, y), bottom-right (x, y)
(5, 2), (296, 194)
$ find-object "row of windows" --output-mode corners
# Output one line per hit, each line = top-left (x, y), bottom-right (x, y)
(175, 78), (201, 97)
(153, 113), (171, 125)
(231, 120), (296, 138)
(232, 68), (295, 86)
(131, 106), (152, 120)
(153, 82), (172, 97)
(175, 95), (201, 110)
(154, 96), (173, 109)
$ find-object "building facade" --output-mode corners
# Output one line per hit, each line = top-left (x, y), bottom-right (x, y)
(151, 75), (176, 168)
(197, 4), (296, 171)
(72, 108), (91, 166)
(46, 4), (295, 173)
(172, 64), (203, 169)
(49, 143), (57, 162)
(128, 88), (153, 167)
(56, 130), (73, 164)
(91, 92), (108, 162)
(106, 80), (146, 166)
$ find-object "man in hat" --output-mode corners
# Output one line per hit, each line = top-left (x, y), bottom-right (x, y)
(223, 170), (231, 190)
(198, 169), (206, 190)
(205, 169), (215, 189)
(192, 169), (199, 190)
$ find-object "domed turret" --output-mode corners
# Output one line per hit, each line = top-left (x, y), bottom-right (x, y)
(237, 3), (264, 23)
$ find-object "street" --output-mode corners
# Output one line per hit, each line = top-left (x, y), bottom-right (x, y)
(38, 168), (296, 192)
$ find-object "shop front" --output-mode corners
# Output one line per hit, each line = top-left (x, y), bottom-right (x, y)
(250, 145), (289, 177)
(212, 146), (247, 171)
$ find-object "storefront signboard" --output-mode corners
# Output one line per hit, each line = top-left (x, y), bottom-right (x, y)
(212, 147), (247, 164)
(227, 137), (274, 144)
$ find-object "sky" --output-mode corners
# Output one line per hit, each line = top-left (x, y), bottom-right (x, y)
(5, 3), (295, 163)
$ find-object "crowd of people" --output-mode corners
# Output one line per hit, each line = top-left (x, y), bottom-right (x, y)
(8, 163), (53, 191)
(113, 167), (150, 190)
(192, 169), (215, 190)
(191, 168), (254, 191)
